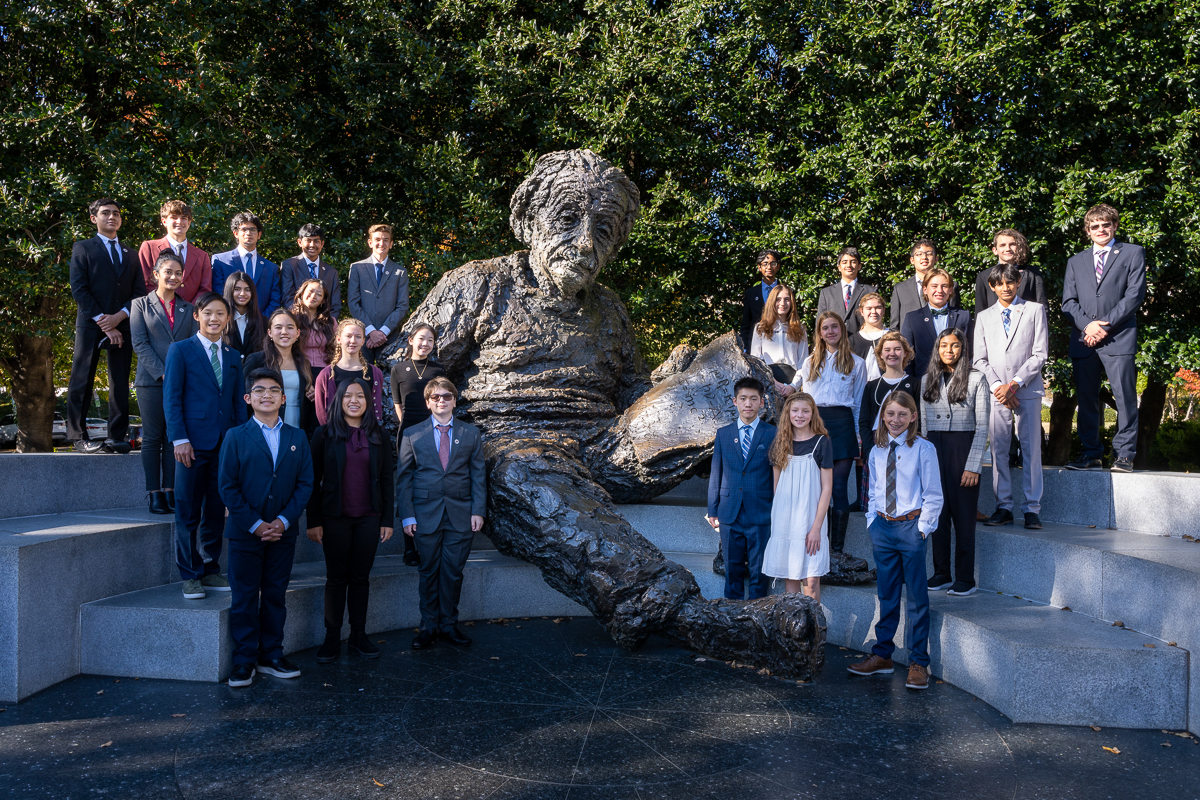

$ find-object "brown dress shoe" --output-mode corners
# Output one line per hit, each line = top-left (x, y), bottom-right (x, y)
(847, 654), (894, 676)
(906, 662), (930, 689)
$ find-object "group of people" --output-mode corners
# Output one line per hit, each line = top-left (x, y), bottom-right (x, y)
(718, 203), (1145, 687)
(67, 198), (486, 689)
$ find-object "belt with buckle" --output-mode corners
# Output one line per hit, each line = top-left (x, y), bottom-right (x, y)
(879, 509), (921, 522)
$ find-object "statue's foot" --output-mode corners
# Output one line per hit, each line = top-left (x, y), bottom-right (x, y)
(665, 594), (826, 680)
(824, 551), (875, 586)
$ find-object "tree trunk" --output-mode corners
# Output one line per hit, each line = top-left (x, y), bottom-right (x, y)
(1046, 392), (1077, 466)
(1136, 376), (1168, 470)
(0, 331), (56, 452)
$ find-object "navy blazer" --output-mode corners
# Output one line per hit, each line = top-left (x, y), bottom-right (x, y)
(218, 419), (314, 540)
(707, 420), (776, 527)
(1061, 241), (1146, 358)
(900, 306), (975, 379)
(211, 249), (281, 316)
(163, 337), (248, 450)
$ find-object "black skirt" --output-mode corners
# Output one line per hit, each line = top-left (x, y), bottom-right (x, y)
(769, 363), (797, 384)
(819, 405), (859, 460)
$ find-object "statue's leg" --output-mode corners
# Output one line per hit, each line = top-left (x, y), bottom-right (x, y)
(485, 433), (826, 679)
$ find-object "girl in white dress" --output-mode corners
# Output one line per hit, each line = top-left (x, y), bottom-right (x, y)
(751, 284), (809, 396)
(764, 392), (834, 603)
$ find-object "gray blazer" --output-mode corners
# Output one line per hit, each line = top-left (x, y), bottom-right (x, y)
(973, 298), (1049, 400)
(348, 257), (409, 343)
(129, 293), (197, 387)
(815, 281), (876, 334)
(396, 416), (486, 534)
(919, 370), (990, 474)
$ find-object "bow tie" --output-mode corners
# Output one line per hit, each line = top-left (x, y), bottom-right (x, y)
(931, 307), (950, 318)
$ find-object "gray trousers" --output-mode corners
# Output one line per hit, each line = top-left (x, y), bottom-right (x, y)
(413, 512), (474, 632)
(990, 397), (1044, 514)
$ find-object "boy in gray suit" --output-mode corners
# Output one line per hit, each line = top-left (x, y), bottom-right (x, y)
(348, 224), (409, 363)
(973, 263), (1049, 530)
(397, 376), (486, 650)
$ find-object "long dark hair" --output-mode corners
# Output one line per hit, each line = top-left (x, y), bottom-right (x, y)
(290, 278), (336, 363)
(222, 271), (264, 347)
(922, 328), (971, 405)
(326, 377), (382, 444)
(262, 308), (313, 387)
(404, 322), (439, 360)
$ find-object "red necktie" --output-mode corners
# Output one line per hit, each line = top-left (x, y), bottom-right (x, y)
(844, 284), (852, 310)
(437, 424), (451, 471)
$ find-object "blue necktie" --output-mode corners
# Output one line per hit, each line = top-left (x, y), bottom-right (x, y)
(309, 262), (318, 280)
(375, 263), (383, 286)
(1002, 308), (1011, 337)
(740, 425), (752, 459)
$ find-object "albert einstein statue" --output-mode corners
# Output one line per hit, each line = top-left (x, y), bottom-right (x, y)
(384, 149), (824, 678)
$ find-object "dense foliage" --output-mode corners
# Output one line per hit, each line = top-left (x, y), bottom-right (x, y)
(3, 0), (1199, 456)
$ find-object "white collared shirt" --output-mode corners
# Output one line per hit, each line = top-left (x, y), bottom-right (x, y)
(235, 312), (248, 339)
(839, 279), (858, 302)
(248, 415), (289, 533)
(1092, 240), (1114, 273)
(750, 323), (809, 387)
(798, 351), (867, 433)
(237, 246), (258, 278)
(990, 298), (1027, 391)
(865, 433), (944, 535)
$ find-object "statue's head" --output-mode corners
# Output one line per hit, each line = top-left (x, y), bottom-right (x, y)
(510, 149), (641, 298)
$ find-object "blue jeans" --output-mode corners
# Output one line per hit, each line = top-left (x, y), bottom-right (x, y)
(868, 516), (930, 666)
(721, 522), (771, 600)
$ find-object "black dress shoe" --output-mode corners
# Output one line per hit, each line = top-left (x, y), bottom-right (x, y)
(982, 508), (1014, 526)
(442, 626), (472, 646)
(348, 632), (381, 658)
(403, 551), (421, 567)
(316, 633), (341, 663)
(1064, 457), (1104, 471)
(1024, 512), (1043, 530)
(164, 491), (176, 512)
(1111, 457), (1134, 474)
(74, 440), (106, 454)
(256, 657), (301, 678)
(104, 439), (132, 455)
(148, 492), (171, 515)
(712, 547), (725, 576)
(411, 630), (435, 650)
(228, 663), (255, 687)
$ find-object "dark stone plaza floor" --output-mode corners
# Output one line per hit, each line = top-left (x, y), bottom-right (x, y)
(1, 618), (1197, 800)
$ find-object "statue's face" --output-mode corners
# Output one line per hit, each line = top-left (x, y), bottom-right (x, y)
(528, 179), (627, 298)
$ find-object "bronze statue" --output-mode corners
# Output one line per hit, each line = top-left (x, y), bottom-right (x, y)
(383, 150), (824, 678)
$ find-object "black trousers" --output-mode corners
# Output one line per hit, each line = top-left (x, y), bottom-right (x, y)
(228, 534), (297, 666)
(1073, 348), (1138, 459)
(927, 430), (980, 587)
(135, 383), (172, 491)
(66, 324), (132, 442)
(321, 515), (382, 632)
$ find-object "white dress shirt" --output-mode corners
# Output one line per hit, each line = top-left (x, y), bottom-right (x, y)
(249, 415), (288, 533)
(839, 279), (858, 308)
(172, 334), (224, 447)
(1092, 240), (1114, 281)
(750, 323), (809, 387)
(798, 351), (867, 433)
(237, 246), (258, 279)
(865, 433), (944, 536)
(235, 312), (248, 340)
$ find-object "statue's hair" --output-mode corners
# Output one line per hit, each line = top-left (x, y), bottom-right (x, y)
(509, 149), (641, 248)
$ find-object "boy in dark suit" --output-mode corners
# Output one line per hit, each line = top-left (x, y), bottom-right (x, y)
(973, 228), (1047, 314)
(349, 224), (409, 364)
(739, 249), (781, 352)
(889, 238), (944, 329)
(397, 377), (487, 650)
(900, 268), (973, 379)
(211, 212), (281, 316)
(219, 368), (314, 687)
(706, 377), (777, 600)
(280, 223), (342, 317)
(67, 198), (147, 453)
(1062, 204), (1146, 473)
(815, 247), (875, 335)
(164, 292), (248, 600)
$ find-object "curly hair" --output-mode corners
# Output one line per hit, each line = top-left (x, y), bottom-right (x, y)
(769, 393), (829, 469)
(330, 318), (370, 379)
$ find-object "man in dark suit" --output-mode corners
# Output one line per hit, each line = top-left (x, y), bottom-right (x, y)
(973, 228), (1047, 313)
(900, 268), (974, 379)
(280, 223), (342, 317)
(1061, 204), (1146, 473)
(67, 198), (147, 453)
(397, 376), (487, 650)
(739, 249), (781, 352)
(815, 246), (875, 335)
(137, 199), (212, 304)
(705, 377), (776, 600)
(219, 367), (314, 688)
(211, 212), (281, 316)
(349, 223), (409, 364)
(164, 292), (248, 600)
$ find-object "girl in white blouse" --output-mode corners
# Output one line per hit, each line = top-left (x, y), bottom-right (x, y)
(798, 311), (867, 559)
(751, 284), (809, 396)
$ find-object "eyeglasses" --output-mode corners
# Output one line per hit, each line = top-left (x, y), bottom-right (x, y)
(250, 387), (282, 396)
(1088, 222), (1114, 231)
(428, 393), (455, 402)
(237, 227), (260, 234)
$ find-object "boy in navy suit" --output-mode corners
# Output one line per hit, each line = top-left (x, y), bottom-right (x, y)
(219, 368), (314, 687)
(706, 377), (776, 600)
(1062, 204), (1146, 473)
(900, 268), (973, 378)
(164, 292), (248, 600)
(211, 212), (281, 316)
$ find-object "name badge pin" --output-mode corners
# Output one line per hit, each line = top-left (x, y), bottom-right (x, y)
(290, 445), (296, 451)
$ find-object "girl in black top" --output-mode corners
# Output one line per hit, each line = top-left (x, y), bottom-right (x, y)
(858, 330), (920, 507)
(222, 271), (264, 357)
(389, 324), (446, 433)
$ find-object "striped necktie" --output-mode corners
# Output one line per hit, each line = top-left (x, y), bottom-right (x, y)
(886, 442), (899, 516)
(1002, 308), (1011, 337)
(210, 342), (223, 389)
(740, 425), (752, 459)
(1095, 250), (1107, 283)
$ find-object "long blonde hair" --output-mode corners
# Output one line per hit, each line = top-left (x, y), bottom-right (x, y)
(331, 317), (370, 379)
(769, 392), (829, 469)
(807, 311), (855, 380)
(756, 284), (807, 344)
